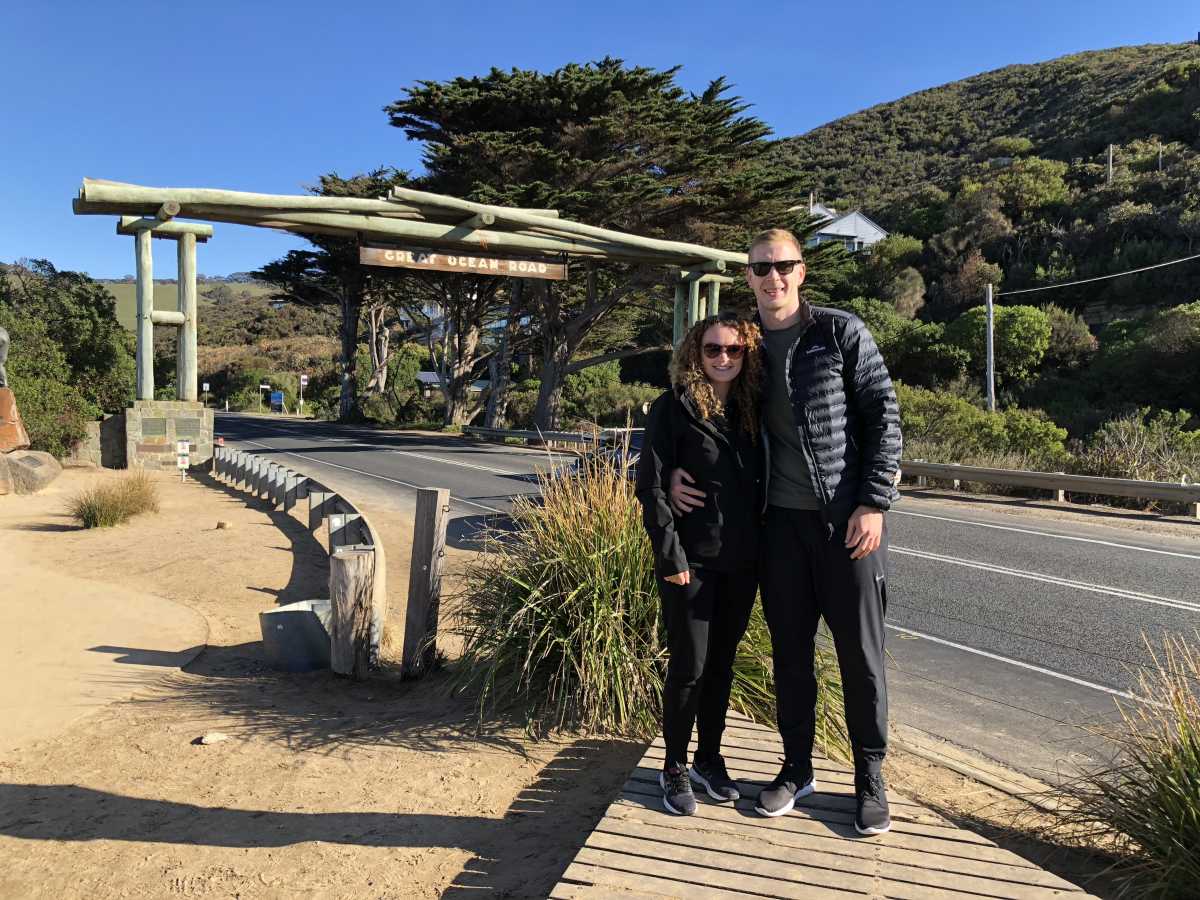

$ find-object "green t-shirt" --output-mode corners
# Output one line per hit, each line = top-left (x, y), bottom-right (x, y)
(762, 322), (820, 510)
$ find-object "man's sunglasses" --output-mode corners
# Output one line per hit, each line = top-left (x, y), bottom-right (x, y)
(702, 343), (745, 360)
(748, 259), (803, 277)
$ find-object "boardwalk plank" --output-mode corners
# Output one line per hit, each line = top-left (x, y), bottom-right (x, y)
(552, 712), (1097, 899)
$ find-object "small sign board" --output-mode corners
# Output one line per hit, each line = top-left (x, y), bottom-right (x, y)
(360, 244), (567, 281)
(202, 382), (210, 392)
(270, 390), (285, 411)
(299, 374), (308, 387)
(260, 383), (270, 390)
(176, 439), (191, 470)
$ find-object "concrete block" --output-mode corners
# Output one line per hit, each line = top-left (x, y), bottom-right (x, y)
(3, 450), (63, 494)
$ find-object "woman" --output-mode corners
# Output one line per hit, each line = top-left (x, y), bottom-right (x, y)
(635, 312), (764, 816)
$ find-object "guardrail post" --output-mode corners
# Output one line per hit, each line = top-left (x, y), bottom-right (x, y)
(308, 490), (334, 531)
(329, 546), (376, 680)
(271, 465), (287, 507)
(403, 487), (450, 679)
(284, 473), (300, 511)
(234, 452), (247, 488)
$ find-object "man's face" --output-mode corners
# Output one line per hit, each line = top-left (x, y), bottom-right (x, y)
(745, 240), (806, 318)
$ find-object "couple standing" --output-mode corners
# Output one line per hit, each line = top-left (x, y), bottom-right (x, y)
(635, 228), (902, 836)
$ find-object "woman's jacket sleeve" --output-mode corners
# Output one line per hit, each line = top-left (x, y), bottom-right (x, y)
(635, 393), (688, 578)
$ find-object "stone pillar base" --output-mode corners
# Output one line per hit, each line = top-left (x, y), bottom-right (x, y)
(123, 400), (214, 470)
(0, 388), (31, 452)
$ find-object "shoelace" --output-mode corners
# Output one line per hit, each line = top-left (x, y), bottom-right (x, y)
(856, 773), (885, 800)
(665, 767), (691, 793)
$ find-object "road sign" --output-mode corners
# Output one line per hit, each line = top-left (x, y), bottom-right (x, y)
(259, 383), (270, 390)
(270, 390), (285, 411)
(360, 244), (568, 281)
(176, 439), (190, 470)
(299, 374), (308, 387)
(202, 382), (210, 392)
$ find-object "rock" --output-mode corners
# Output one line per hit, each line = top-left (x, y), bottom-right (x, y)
(197, 732), (230, 745)
(4, 450), (62, 494)
(0, 388), (30, 453)
(0, 453), (10, 495)
(215, 520), (233, 530)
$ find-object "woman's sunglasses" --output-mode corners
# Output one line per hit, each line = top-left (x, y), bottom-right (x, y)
(702, 343), (745, 360)
(748, 259), (802, 277)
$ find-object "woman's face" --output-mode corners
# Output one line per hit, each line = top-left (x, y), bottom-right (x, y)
(700, 323), (744, 387)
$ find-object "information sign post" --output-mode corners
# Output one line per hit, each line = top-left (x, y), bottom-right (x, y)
(299, 374), (308, 415)
(259, 383), (270, 413)
(176, 439), (190, 482)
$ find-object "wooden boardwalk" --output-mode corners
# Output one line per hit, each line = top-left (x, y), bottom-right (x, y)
(552, 714), (1095, 899)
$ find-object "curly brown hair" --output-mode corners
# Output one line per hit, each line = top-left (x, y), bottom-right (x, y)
(669, 314), (762, 441)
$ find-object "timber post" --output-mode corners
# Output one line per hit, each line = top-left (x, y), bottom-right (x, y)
(176, 232), (198, 401)
(135, 228), (154, 400)
(402, 487), (450, 679)
(329, 546), (375, 680)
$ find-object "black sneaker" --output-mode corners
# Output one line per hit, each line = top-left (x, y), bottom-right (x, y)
(754, 760), (816, 817)
(659, 765), (697, 816)
(854, 772), (891, 835)
(690, 754), (740, 801)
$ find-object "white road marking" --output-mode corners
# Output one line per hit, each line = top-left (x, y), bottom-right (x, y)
(886, 624), (1152, 704)
(892, 509), (1200, 561)
(389, 449), (527, 476)
(892, 546), (1200, 612)
(235, 440), (506, 514)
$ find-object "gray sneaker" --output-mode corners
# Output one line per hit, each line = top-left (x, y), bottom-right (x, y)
(754, 761), (817, 817)
(854, 772), (891, 835)
(659, 765), (697, 816)
(690, 754), (740, 801)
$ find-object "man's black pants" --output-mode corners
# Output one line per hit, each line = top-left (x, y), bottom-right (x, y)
(760, 506), (888, 774)
(657, 566), (757, 767)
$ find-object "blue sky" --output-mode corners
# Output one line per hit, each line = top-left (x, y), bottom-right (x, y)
(2, 0), (1197, 277)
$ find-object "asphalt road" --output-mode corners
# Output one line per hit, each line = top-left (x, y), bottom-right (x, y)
(216, 412), (1200, 782)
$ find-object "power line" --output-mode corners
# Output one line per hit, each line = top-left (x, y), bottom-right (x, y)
(995, 250), (1200, 296)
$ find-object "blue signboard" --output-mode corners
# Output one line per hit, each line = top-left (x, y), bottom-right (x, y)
(270, 390), (285, 411)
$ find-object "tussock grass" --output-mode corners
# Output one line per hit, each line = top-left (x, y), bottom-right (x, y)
(67, 471), (160, 528)
(1046, 634), (1200, 897)
(450, 444), (849, 758)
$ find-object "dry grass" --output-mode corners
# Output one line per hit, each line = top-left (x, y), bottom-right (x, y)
(66, 471), (160, 528)
(1044, 633), (1200, 897)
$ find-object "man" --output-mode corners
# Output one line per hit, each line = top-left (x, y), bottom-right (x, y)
(671, 228), (901, 835)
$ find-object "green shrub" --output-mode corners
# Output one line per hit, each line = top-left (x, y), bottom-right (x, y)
(1047, 634), (1200, 897)
(896, 382), (1069, 467)
(1072, 410), (1200, 511)
(0, 310), (97, 457)
(944, 304), (1052, 386)
(67, 471), (160, 528)
(449, 445), (849, 757)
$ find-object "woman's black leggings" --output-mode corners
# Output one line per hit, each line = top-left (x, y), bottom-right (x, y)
(658, 566), (758, 767)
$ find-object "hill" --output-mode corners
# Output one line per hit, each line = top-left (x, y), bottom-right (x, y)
(772, 43), (1200, 318)
(101, 279), (278, 331)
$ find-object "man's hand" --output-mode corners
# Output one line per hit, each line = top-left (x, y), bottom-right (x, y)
(664, 570), (691, 586)
(845, 505), (884, 560)
(669, 468), (706, 515)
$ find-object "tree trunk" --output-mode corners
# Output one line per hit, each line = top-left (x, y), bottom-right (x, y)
(338, 283), (363, 422)
(364, 303), (392, 395)
(484, 280), (525, 429)
(442, 320), (481, 427)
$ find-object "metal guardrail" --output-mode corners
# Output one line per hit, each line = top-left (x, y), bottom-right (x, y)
(901, 460), (1200, 518)
(463, 425), (643, 446)
(211, 446), (389, 676)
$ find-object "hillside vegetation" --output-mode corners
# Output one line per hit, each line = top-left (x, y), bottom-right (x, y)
(774, 43), (1200, 316)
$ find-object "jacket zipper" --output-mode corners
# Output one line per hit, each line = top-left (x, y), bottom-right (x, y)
(782, 319), (831, 516)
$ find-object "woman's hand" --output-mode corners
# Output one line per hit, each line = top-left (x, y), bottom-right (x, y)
(664, 570), (691, 586)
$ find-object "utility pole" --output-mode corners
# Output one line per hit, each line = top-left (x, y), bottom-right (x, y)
(985, 283), (996, 413)
(1107, 144), (1113, 183)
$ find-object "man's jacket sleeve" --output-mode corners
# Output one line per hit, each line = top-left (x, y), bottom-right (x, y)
(842, 318), (902, 510)
(635, 394), (689, 578)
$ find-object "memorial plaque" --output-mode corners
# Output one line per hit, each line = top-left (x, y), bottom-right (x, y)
(142, 418), (168, 437)
(176, 419), (202, 439)
(360, 244), (567, 281)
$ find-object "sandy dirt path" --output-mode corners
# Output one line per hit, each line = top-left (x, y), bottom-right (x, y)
(0, 467), (641, 899)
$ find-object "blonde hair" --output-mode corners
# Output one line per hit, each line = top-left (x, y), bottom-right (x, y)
(669, 315), (762, 442)
(748, 228), (804, 260)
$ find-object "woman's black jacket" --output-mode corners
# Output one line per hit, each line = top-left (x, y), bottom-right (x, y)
(635, 386), (763, 578)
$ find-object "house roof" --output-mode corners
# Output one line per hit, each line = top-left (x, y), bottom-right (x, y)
(813, 210), (888, 242)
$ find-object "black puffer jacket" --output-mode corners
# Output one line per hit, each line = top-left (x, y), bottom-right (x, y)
(764, 304), (901, 525)
(636, 387), (763, 578)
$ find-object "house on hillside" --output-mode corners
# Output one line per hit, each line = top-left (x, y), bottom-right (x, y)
(794, 196), (889, 252)
(416, 371), (489, 400)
